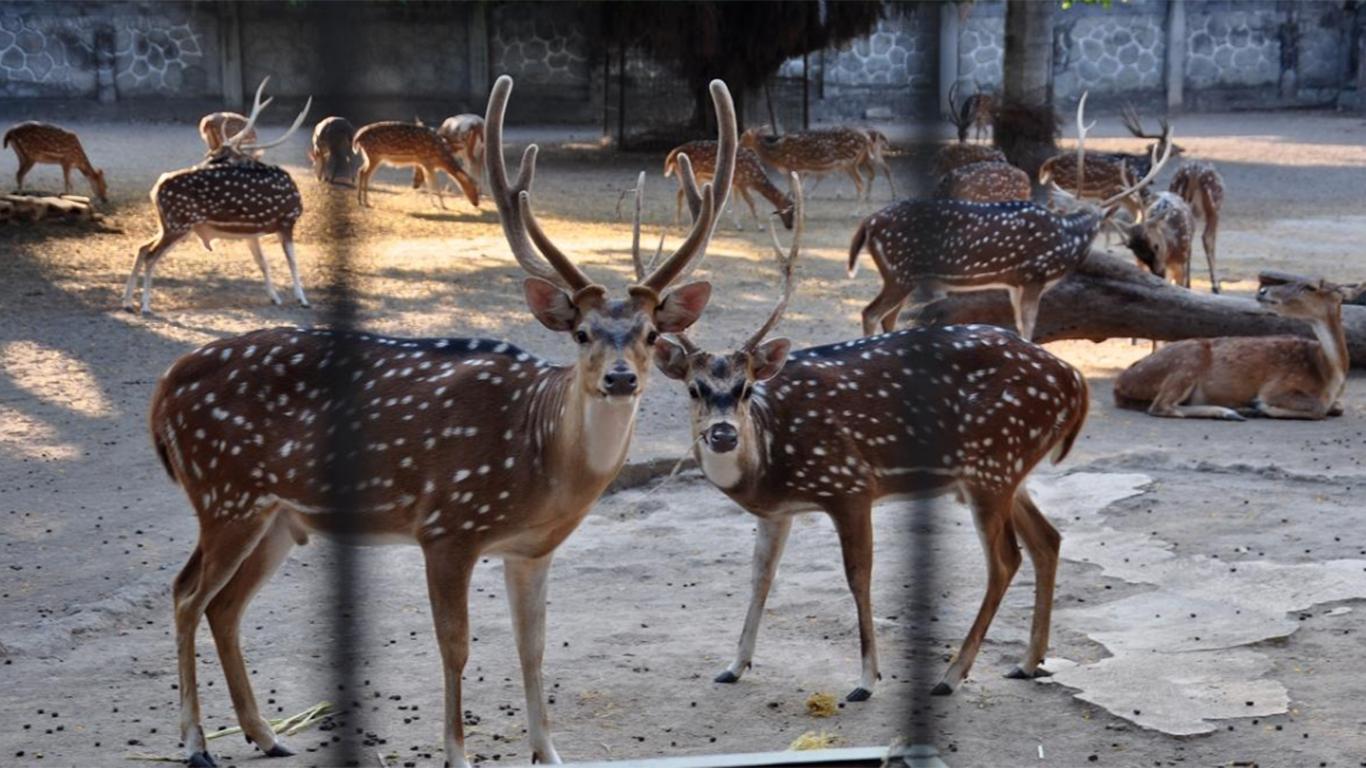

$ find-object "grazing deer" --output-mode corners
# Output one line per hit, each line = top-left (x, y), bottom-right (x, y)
(858, 128), (898, 200)
(353, 122), (478, 210)
(3, 122), (109, 203)
(1124, 191), (1195, 289)
(411, 114), (487, 195)
(1169, 160), (1224, 293)
(664, 140), (793, 231)
(851, 95), (1173, 339)
(932, 142), (1008, 179)
(1114, 271), (1354, 420)
(937, 160), (1031, 203)
(308, 116), (356, 183)
(654, 180), (1088, 699)
(123, 80), (312, 315)
(198, 112), (255, 153)
(742, 127), (872, 201)
(151, 74), (735, 768)
(948, 80), (994, 143)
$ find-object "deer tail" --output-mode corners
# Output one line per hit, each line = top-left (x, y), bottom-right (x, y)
(148, 379), (181, 485)
(1051, 377), (1089, 465)
(847, 216), (870, 278)
(2, 127), (12, 149)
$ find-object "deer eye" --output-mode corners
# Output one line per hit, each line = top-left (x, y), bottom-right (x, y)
(687, 386), (700, 400)
(574, 330), (590, 345)
(741, 384), (753, 400)
(646, 330), (659, 345)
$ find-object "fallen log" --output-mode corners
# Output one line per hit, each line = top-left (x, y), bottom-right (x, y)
(0, 193), (98, 225)
(904, 250), (1366, 368)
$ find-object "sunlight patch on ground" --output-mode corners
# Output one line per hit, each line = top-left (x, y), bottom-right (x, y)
(0, 404), (81, 460)
(0, 340), (116, 419)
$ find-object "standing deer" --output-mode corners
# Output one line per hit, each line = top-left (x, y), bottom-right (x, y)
(3, 122), (109, 203)
(937, 160), (1031, 203)
(308, 116), (356, 183)
(1168, 160), (1224, 293)
(123, 80), (312, 314)
(654, 179), (1088, 699)
(1039, 99), (1178, 220)
(1115, 271), (1354, 420)
(664, 140), (793, 231)
(742, 126), (873, 201)
(199, 111), (255, 153)
(858, 128), (898, 200)
(151, 74), (736, 768)
(411, 114), (487, 195)
(1124, 191), (1195, 289)
(948, 80), (994, 143)
(353, 121), (479, 210)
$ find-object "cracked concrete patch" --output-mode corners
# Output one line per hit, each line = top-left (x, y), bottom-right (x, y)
(1031, 472), (1366, 735)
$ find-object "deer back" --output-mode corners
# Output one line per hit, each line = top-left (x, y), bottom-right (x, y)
(938, 161), (1031, 203)
(1169, 161), (1223, 216)
(313, 117), (356, 155)
(752, 128), (867, 172)
(354, 122), (459, 170)
(151, 159), (302, 233)
(1039, 152), (1132, 199)
(932, 143), (1007, 178)
(4, 121), (90, 164)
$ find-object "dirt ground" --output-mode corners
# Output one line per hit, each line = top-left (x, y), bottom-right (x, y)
(2, 110), (1366, 768)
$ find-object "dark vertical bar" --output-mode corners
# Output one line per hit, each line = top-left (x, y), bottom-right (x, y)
(802, 50), (810, 130)
(617, 41), (627, 149)
(603, 43), (611, 138)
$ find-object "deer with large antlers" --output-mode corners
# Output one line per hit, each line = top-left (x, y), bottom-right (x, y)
(151, 74), (736, 768)
(123, 80), (312, 315)
(3, 121), (108, 203)
(654, 179), (1088, 699)
(1039, 99), (1177, 219)
(850, 94), (1173, 339)
(198, 111), (256, 154)
(1116, 271), (1355, 421)
(353, 121), (479, 210)
(1168, 160), (1224, 293)
(664, 140), (794, 231)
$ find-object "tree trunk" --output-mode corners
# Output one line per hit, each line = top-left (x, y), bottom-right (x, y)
(1002, 0), (1055, 107)
(903, 251), (1366, 368)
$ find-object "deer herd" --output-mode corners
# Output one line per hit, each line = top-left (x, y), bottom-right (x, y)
(3, 73), (1357, 767)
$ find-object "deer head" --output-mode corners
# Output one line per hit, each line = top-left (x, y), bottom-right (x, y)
(1057, 91), (1175, 225)
(1256, 271), (1359, 322)
(206, 78), (312, 164)
(89, 168), (108, 203)
(486, 74), (736, 401)
(654, 174), (802, 460)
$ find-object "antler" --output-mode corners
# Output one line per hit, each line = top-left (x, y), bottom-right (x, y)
(741, 172), (803, 352)
(947, 81), (970, 140)
(638, 78), (736, 294)
(1120, 103), (1150, 139)
(225, 78), (273, 148)
(485, 75), (595, 291)
(1074, 91), (1095, 200)
(1100, 123), (1174, 208)
(240, 97), (312, 153)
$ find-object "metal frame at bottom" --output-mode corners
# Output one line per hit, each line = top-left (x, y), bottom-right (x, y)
(563, 744), (949, 768)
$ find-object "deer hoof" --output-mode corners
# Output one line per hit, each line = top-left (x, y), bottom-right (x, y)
(187, 751), (218, 768)
(263, 742), (295, 758)
(930, 681), (955, 696)
(845, 686), (873, 702)
(714, 670), (740, 684)
(1005, 665), (1051, 680)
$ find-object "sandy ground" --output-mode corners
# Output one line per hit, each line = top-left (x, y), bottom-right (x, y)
(2, 111), (1366, 767)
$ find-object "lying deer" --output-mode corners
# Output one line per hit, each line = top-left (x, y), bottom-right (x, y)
(742, 126), (873, 201)
(1124, 191), (1195, 289)
(198, 111), (255, 153)
(123, 80), (312, 314)
(664, 140), (793, 230)
(853, 94), (1173, 339)
(948, 80), (994, 143)
(3, 121), (109, 203)
(1115, 272), (1355, 420)
(1169, 160), (1224, 293)
(937, 160), (1031, 203)
(932, 142), (1007, 178)
(654, 178), (1089, 699)
(152, 73), (736, 768)
(353, 121), (478, 209)
(308, 116), (356, 183)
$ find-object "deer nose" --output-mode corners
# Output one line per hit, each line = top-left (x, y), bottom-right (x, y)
(602, 370), (638, 397)
(705, 423), (738, 453)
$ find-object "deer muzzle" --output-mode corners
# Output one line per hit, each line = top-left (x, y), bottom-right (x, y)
(704, 422), (739, 454)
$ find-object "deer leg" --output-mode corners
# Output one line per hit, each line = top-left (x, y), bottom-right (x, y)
(1203, 215), (1220, 294)
(503, 554), (562, 764)
(356, 154), (375, 207)
(830, 504), (879, 701)
(123, 242), (150, 311)
(861, 284), (910, 337)
(846, 166), (866, 207)
(131, 230), (185, 315)
(738, 187), (761, 231)
(877, 158), (898, 200)
(1250, 390), (1330, 420)
(247, 237), (283, 306)
(14, 152), (33, 190)
(425, 165), (447, 209)
(716, 516), (792, 685)
(1004, 489), (1059, 679)
(882, 297), (909, 334)
(1147, 363), (1244, 421)
(279, 229), (309, 307)
(1009, 284), (1043, 341)
(61, 162), (73, 195)
(933, 488), (1022, 695)
(205, 514), (297, 757)
(422, 545), (477, 768)
(412, 166), (425, 190)
(174, 515), (276, 767)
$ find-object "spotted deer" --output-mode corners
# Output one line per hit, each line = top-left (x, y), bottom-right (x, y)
(948, 80), (994, 143)
(857, 128), (898, 200)
(353, 121), (478, 209)
(151, 74), (735, 768)
(932, 142), (1007, 179)
(1169, 160), (1224, 293)
(308, 116), (356, 183)
(742, 126), (873, 201)
(1124, 191), (1195, 289)
(1039, 100), (1180, 219)
(3, 121), (108, 203)
(1115, 271), (1354, 420)
(123, 80), (312, 315)
(654, 178), (1088, 699)
(199, 111), (255, 153)
(937, 160), (1031, 203)
(664, 140), (793, 230)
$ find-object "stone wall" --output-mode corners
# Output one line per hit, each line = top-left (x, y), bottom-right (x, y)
(1054, 1), (1166, 99)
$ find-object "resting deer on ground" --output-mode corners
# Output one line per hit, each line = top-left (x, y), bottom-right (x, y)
(654, 177), (1088, 699)
(1124, 190), (1195, 289)
(932, 142), (1008, 179)
(151, 74), (736, 768)
(937, 160), (1031, 203)
(199, 111), (256, 154)
(742, 126), (873, 201)
(123, 80), (312, 315)
(3, 122), (109, 203)
(948, 80), (994, 143)
(353, 121), (479, 210)
(1115, 271), (1355, 420)
(664, 140), (793, 231)
(1169, 160), (1224, 293)
(308, 116), (356, 183)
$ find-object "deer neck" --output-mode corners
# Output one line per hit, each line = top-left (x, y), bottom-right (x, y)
(754, 178), (790, 211)
(538, 365), (641, 481)
(1308, 309), (1348, 395)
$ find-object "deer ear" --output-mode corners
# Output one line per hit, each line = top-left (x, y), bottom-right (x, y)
(653, 337), (690, 380)
(750, 338), (791, 381)
(655, 281), (712, 333)
(523, 277), (577, 332)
